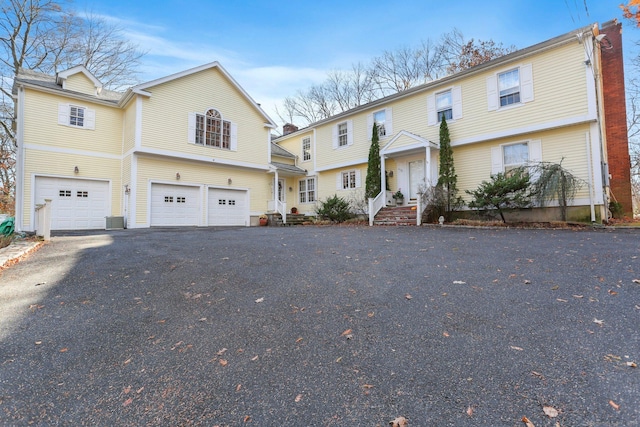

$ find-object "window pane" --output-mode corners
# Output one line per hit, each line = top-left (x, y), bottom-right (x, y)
(436, 91), (452, 110)
(338, 123), (348, 146)
(503, 143), (529, 167)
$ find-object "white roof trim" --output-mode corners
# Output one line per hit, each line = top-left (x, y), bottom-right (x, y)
(381, 130), (439, 156)
(56, 65), (102, 88)
(132, 61), (277, 127)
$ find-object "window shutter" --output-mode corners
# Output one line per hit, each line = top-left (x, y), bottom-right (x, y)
(58, 103), (69, 125)
(336, 172), (342, 190)
(385, 108), (393, 136)
(346, 120), (354, 146)
(367, 114), (373, 139)
(520, 64), (534, 103)
(452, 86), (462, 120)
(355, 170), (362, 188)
(188, 112), (196, 143)
(84, 108), (96, 130)
(427, 94), (437, 126)
(230, 123), (238, 151)
(487, 75), (498, 111)
(332, 123), (338, 149)
(528, 139), (542, 163)
(491, 146), (503, 175)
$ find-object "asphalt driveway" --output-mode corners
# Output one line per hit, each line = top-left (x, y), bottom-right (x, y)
(0, 226), (639, 426)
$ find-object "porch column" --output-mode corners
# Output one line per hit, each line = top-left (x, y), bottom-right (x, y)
(380, 155), (386, 197)
(425, 146), (431, 185)
(274, 170), (279, 201)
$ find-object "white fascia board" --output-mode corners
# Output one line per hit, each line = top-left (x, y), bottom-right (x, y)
(133, 61), (276, 128)
(19, 82), (119, 108)
(56, 65), (102, 88)
(451, 114), (597, 147)
(314, 157), (368, 172)
(133, 147), (271, 171)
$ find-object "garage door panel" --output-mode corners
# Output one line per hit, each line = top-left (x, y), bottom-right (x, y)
(34, 177), (110, 230)
(208, 188), (247, 226)
(151, 184), (200, 227)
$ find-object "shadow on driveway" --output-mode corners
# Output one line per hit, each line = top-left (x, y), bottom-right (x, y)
(1, 226), (639, 426)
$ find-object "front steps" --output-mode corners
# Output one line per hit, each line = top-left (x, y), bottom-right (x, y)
(267, 213), (314, 226)
(373, 206), (418, 226)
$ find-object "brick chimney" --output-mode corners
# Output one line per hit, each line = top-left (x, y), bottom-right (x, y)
(283, 123), (298, 135)
(598, 20), (633, 216)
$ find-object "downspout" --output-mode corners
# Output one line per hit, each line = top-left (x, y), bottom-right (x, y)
(591, 31), (610, 222)
(585, 132), (596, 223)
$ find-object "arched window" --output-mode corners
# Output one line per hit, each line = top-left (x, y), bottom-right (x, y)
(195, 108), (231, 149)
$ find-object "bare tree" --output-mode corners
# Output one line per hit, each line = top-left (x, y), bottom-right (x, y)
(0, 0), (145, 214)
(277, 28), (513, 129)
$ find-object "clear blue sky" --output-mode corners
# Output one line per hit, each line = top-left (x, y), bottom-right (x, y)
(76, 0), (635, 127)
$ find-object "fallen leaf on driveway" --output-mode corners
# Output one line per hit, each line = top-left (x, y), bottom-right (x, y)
(295, 394), (303, 402)
(593, 318), (604, 326)
(405, 294), (413, 300)
(219, 359), (228, 366)
(543, 406), (558, 418)
(521, 416), (535, 427)
(59, 348), (68, 353)
(632, 279), (640, 284)
(609, 400), (620, 410)
(341, 329), (352, 336)
(627, 361), (637, 368)
(510, 346), (524, 351)
(389, 416), (408, 426)
(255, 297), (264, 303)
(453, 280), (466, 284)
(466, 405), (474, 416)
(123, 397), (133, 407)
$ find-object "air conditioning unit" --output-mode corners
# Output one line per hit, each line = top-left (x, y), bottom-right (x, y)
(105, 216), (125, 230)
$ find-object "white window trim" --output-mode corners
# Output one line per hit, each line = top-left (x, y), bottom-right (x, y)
(367, 108), (393, 139)
(188, 110), (238, 151)
(302, 137), (311, 162)
(299, 176), (316, 204)
(332, 120), (353, 149)
(336, 169), (362, 190)
(427, 86), (462, 126)
(487, 64), (534, 111)
(491, 139), (542, 175)
(58, 103), (95, 130)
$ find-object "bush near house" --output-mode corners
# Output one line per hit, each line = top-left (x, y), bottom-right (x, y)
(315, 194), (352, 223)
(466, 167), (531, 223)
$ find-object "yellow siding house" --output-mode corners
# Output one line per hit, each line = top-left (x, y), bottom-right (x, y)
(14, 63), (276, 231)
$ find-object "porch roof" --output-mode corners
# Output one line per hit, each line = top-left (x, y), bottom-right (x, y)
(269, 161), (307, 176)
(381, 130), (439, 158)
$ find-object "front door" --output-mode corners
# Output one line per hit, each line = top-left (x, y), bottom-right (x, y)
(408, 160), (425, 200)
(278, 179), (285, 202)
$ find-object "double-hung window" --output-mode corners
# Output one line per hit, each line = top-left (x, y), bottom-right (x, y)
(436, 90), (453, 122)
(498, 69), (521, 107)
(342, 171), (356, 189)
(503, 142), (529, 174)
(302, 137), (311, 161)
(299, 177), (316, 203)
(338, 123), (348, 147)
(373, 110), (386, 137)
(58, 103), (95, 129)
(69, 106), (85, 127)
(333, 120), (353, 149)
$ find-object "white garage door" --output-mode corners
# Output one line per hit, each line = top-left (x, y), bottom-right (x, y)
(150, 184), (200, 226)
(208, 188), (248, 226)
(35, 177), (109, 230)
